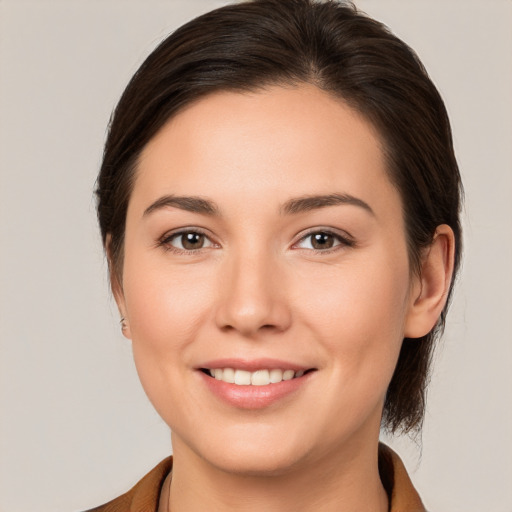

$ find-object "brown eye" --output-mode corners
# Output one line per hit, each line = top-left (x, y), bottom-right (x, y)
(295, 230), (353, 251)
(181, 232), (205, 250)
(310, 232), (335, 250)
(167, 231), (214, 251)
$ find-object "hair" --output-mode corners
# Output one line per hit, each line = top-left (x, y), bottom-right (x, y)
(96, 0), (462, 434)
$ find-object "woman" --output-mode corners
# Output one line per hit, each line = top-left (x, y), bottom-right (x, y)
(89, 0), (462, 510)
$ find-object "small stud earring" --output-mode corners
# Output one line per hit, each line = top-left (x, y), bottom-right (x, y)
(120, 316), (127, 332)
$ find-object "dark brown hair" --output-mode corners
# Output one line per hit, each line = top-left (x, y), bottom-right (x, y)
(96, 0), (462, 434)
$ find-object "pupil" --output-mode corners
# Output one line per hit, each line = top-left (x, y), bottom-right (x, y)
(312, 232), (333, 249)
(182, 232), (204, 250)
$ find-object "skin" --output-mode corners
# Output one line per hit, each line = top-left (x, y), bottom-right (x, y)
(112, 84), (454, 512)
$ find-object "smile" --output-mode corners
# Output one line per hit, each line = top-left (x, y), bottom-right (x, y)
(203, 368), (309, 386)
(198, 359), (317, 408)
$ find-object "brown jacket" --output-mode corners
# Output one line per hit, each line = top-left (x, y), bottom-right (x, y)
(85, 444), (426, 512)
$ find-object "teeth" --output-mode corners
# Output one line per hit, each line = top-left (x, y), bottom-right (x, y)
(234, 370), (251, 385)
(251, 369), (270, 386)
(206, 368), (307, 385)
(283, 369), (294, 381)
(269, 369), (283, 383)
(222, 367), (235, 383)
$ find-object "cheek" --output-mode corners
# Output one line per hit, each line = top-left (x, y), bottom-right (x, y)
(122, 252), (215, 346)
(120, 255), (218, 422)
(296, 258), (411, 438)
(295, 251), (411, 379)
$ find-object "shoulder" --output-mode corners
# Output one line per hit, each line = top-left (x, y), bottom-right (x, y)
(82, 457), (173, 512)
(379, 443), (427, 512)
(82, 448), (424, 512)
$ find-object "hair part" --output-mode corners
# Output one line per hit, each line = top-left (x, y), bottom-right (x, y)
(96, 0), (462, 434)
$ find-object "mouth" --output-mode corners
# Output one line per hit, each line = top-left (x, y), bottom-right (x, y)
(197, 361), (317, 409)
(200, 367), (316, 386)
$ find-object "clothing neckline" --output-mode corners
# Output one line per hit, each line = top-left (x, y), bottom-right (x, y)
(84, 443), (426, 512)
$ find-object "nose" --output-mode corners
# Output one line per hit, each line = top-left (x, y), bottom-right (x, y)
(214, 250), (292, 337)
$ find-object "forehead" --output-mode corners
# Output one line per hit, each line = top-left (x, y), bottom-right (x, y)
(133, 84), (401, 220)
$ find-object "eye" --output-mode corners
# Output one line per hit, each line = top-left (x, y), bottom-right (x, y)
(161, 230), (215, 252)
(295, 230), (353, 251)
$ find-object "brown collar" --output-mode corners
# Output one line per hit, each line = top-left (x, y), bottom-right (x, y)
(85, 444), (426, 512)
(379, 443), (427, 512)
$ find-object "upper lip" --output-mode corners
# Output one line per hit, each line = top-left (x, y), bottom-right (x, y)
(197, 358), (315, 372)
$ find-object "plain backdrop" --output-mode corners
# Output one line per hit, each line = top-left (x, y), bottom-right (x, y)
(0, 1), (511, 511)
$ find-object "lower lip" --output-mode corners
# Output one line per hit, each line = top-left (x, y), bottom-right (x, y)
(199, 371), (313, 409)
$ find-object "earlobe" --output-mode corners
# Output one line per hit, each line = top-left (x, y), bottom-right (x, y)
(106, 234), (132, 340)
(404, 224), (456, 339)
(119, 316), (131, 338)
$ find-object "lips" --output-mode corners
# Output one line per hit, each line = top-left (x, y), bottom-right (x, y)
(204, 368), (307, 385)
(197, 359), (316, 409)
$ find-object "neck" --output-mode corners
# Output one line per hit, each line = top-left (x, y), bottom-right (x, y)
(167, 436), (389, 512)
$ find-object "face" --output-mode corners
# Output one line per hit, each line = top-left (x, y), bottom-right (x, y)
(116, 85), (420, 475)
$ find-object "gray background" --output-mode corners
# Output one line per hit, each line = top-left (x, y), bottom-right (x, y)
(0, 1), (511, 511)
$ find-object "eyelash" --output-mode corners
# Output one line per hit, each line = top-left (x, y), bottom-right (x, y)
(157, 228), (355, 255)
(157, 228), (216, 254)
(294, 229), (356, 254)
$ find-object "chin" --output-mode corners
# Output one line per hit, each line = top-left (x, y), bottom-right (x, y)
(175, 424), (311, 477)
(206, 447), (306, 477)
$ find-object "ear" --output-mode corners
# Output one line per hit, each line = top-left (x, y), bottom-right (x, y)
(404, 224), (456, 338)
(106, 234), (132, 340)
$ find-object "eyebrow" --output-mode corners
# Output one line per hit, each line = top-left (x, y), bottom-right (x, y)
(280, 193), (375, 216)
(143, 192), (374, 218)
(143, 195), (220, 217)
